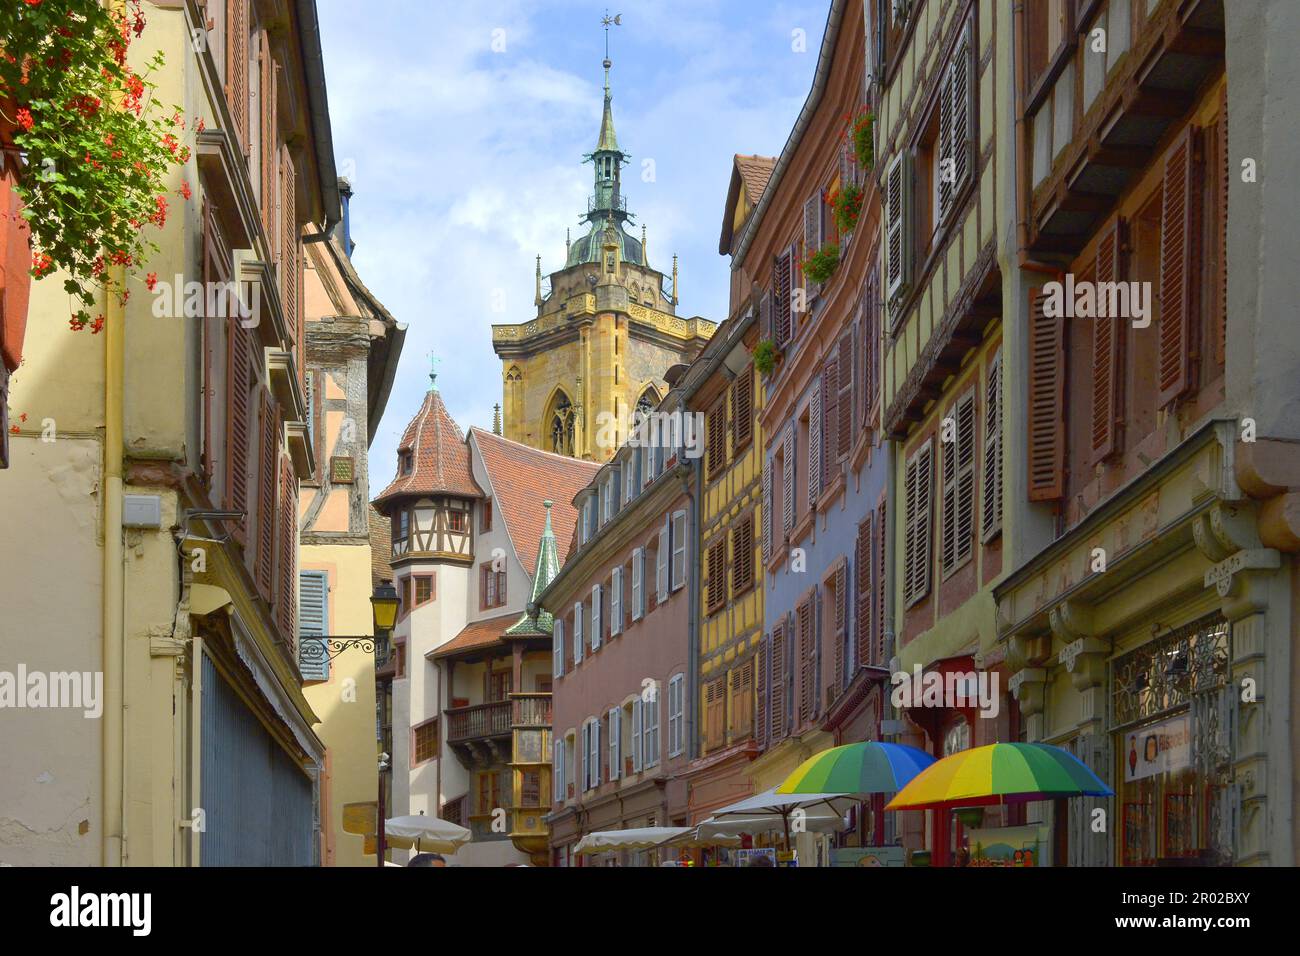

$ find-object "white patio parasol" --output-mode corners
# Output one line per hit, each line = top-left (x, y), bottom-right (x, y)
(383, 814), (472, 854)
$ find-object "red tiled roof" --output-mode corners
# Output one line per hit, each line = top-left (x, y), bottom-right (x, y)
(428, 612), (518, 660)
(373, 389), (481, 507)
(470, 428), (599, 577)
(735, 154), (776, 202)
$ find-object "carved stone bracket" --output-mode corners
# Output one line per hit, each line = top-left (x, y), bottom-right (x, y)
(1059, 637), (1110, 691)
(1049, 600), (1094, 645)
(1203, 548), (1280, 616)
(1008, 668), (1048, 716)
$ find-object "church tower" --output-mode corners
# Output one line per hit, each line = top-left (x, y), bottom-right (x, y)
(492, 43), (715, 461)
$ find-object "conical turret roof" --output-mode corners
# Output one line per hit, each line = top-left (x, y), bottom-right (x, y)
(373, 387), (481, 509)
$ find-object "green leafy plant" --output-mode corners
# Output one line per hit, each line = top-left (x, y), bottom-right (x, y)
(801, 242), (840, 285)
(852, 109), (875, 173)
(752, 339), (781, 377)
(1, 0), (192, 331)
(829, 182), (863, 235)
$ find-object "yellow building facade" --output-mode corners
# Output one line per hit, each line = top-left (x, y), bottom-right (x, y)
(492, 59), (714, 462)
(298, 199), (404, 866)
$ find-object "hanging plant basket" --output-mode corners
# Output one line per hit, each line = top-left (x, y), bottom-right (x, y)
(852, 109), (875, 173)
(752, 338), (782, 377)
(830, 182), (863, 235)
(802, 242), (840, 285)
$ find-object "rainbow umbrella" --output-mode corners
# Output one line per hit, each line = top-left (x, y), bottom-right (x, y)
(777, 741), (935, 796)
(884, 742), (1113, 811)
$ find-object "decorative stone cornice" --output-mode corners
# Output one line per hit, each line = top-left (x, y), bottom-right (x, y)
(1048, 600), (1094, 645)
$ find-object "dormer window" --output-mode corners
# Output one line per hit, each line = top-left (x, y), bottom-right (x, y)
(398, 450), (414, 475)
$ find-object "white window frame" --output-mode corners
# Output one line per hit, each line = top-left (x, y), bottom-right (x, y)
(668, 673), (684, 757)
(573, 603), (584, 664)
(611, 566), (623, 636)
(608, 707), (621, 781)
(553, 618), (564, 678)
(553, 734), (565, 803)
(631, 547), (644, 621)
(587, 718), (600, 789)
(670, 510), (687, 591)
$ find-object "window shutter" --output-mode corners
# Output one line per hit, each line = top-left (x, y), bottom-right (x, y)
(856, 517), (872, 668)
(732, 514), (754, 595)
(671, 511), (687, 590)
(631, 547), (644, 620)
(254, 390), (276, 599)
(590, 719), (600, 787)
(797, 598), (814, 723)
(821, 358), (837, 489)
(837, 333), (854, 460)
(834, 562), (848, 690)
(656, 522), (669, 602)
(553, 619), (564, 677)
(761, 459), (774, 566)
(863, 267), (880, 428)
(803, 192), (821, 259)
(808, 379), (823, 508)
(770, 623), (785, 740)
(884, 153), (911, 300)
(611, 567), (623, 636)
(773, 250), (793, 348)
(876, 499), (887, 665)
(707, 400), (726, 478)
(782, 424), (795, 533)
(580, 722), (589, 790)
(707, 539), (726, 611)
(938, 52), (955, 220)
(733, 367), (753, 450)
(609, 708), (621, 781)
(631, 697), (643, 772)
(1027, 288), (1065, 501)
(904, 440), (933, 605)
(755, 634), (768, 748)
(1213, 88), (1228, 367)
(1158, 125), (1200, 408)
(277, 455), (297, 647)
(298, 570), (328, 681)
(573, 603), (583, 664)
(1091, 218), (1124, 463)
(759, 290), (773, 342)
(982, 351), (1003, 538)
(226, 1), (249, 154)
(590, 585), (602, 651)
(948, 23), (973, 209)
(260, 34), (277, 237)
(280, 149), (300, 354)
(225, 324), (253, 545)
(942, 393), (976, 574)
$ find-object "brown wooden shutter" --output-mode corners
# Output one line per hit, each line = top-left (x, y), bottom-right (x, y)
(732, 514), (754, 595)
(225, 0), (249, 154)
(797, 598), (814, 723)
(875, 498), (887, 665)
(707, 538), (726, 611)
(770, 622), (785, 740)
(904, 441), (933, 604)
(755, 635), (768, 747)
(1213, 88), (1228, 367)
(277, 453), (297, 649)
(759, 290), (772, 342)
(837, 332), (853, 461)
(281, 148), (299, 353)
(781, 424), (795, 533)
(864, 267), (879, 428)
(855, 516), (872, 668)
(982, 351), (1003, 537)
(707, 398), (726, 478)
(1158, 125), (1201, 408)
(819, 358), (836, 492)
(761, 459), (773, 565)
(732, 366), (753, 450)
(956, 391), (976, 565)
(254, 390), (277, 599)
(225, 323), (252, 545)
(260, 32), (277, 237)
(1027, 288), (1065, 501)
(773, 251), (792, 348)
(1091, 218), (1124, 462)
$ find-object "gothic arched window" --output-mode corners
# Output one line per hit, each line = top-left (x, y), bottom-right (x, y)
(634, 387), (659, 425)
(546, 390), (576, 457)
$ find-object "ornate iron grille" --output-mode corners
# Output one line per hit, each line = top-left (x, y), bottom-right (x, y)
(1110, 615), (1229, 729)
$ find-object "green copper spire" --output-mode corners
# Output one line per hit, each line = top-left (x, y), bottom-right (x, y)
(504, 500), (561, 636)
(596, 61), (619, 152)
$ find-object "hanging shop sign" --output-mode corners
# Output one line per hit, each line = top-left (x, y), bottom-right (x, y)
(1123, 713), (1191, 783)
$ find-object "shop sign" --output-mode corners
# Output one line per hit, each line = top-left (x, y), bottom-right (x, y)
(1123, 713), (1191, 782)
(967, 825), (1049, 867)
(831, 847), (905, 867)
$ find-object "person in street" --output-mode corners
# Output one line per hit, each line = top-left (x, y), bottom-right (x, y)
(408, 853), (447, 867)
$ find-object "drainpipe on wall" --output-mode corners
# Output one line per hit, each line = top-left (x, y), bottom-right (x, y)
(883, 437), (898, 738)
(103, 260), (126, 867)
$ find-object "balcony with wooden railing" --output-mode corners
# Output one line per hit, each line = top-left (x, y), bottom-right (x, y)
(444, 700), (512, 743)
(511, 692), (552, 728)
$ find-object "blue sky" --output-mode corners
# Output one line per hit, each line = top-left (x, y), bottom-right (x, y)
(316, 0), (830, 488)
